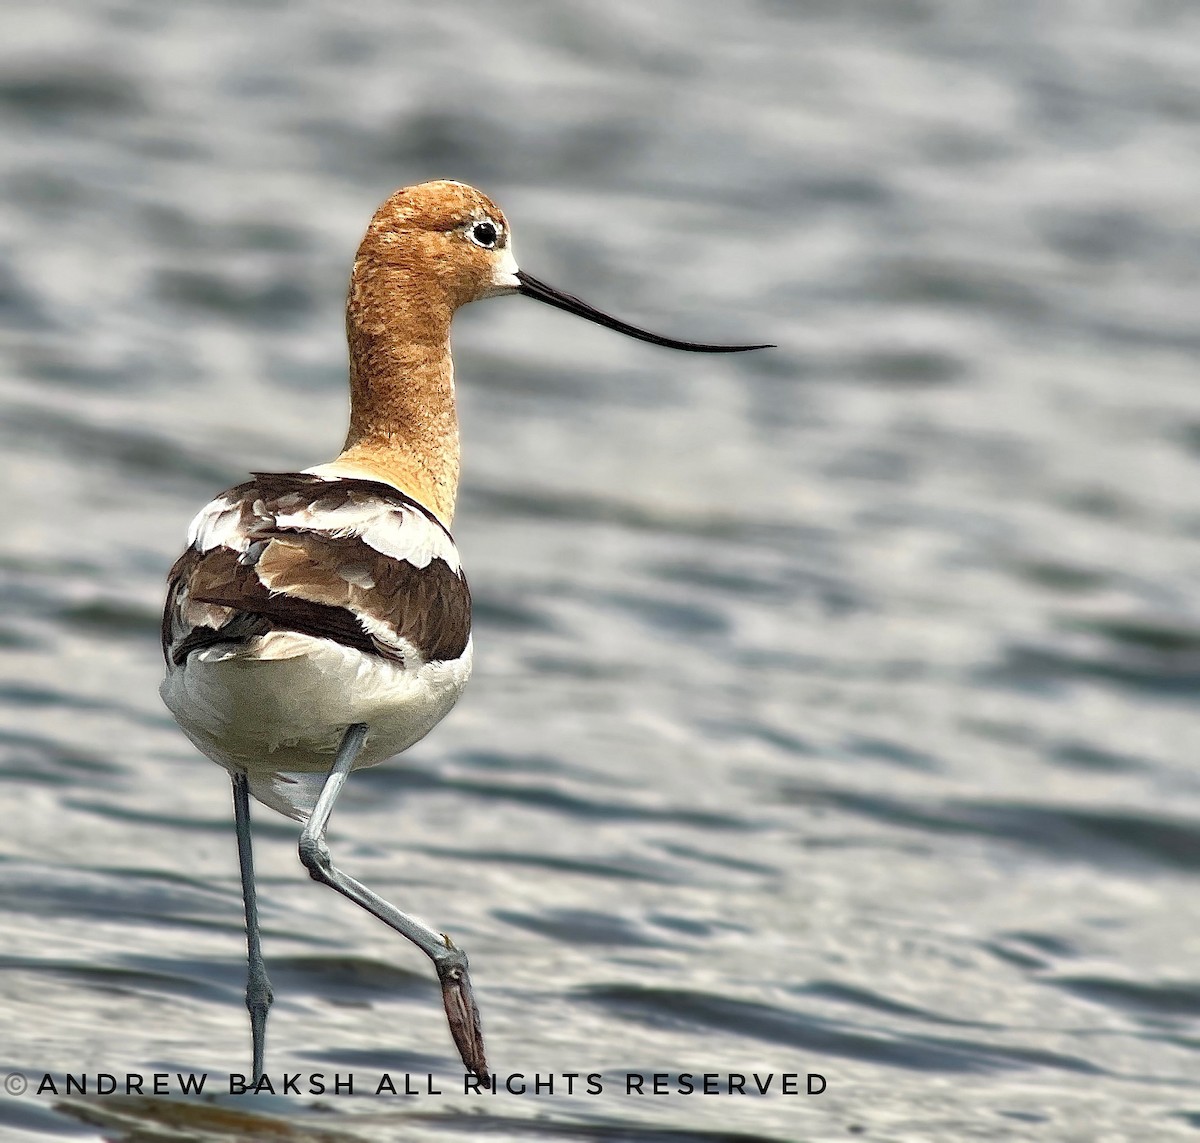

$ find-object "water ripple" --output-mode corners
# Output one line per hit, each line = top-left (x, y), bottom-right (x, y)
(582, 985), (1102, 1075)
(781, 783), (1200, 872)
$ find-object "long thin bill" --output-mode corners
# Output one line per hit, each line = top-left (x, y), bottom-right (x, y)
(516, 271), (773, 354)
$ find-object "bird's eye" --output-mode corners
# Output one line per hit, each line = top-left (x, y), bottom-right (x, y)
(468, 220), (499, 249)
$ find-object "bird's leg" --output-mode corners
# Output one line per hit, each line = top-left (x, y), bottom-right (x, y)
(298, 723), (488, 1081)
(232, 770), (273, 1084)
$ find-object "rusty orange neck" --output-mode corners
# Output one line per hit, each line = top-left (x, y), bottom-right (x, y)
(335, 255), (461, 525)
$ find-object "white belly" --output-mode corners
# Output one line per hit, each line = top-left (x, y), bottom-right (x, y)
(161, 631), (472, 819)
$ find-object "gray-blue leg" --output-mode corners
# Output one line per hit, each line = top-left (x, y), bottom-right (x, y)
(232, 771), (273, 1083)
(298, 723), (488, 1080)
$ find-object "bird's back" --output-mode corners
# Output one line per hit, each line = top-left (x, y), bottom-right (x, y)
(161, 472), (472, 818)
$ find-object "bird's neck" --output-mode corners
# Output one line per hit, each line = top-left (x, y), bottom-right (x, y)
(334, 259), (461, 525)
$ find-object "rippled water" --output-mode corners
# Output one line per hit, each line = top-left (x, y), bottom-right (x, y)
(3, 1), (1200, 1140)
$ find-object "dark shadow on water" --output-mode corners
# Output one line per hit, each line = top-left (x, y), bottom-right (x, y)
(49, 1096), (363, 1142)
(1049, 976), (1200, 1026)
(0, 683), (111, 714)
(983, 634), (1200, 699)
(57, 600), (160, 643)
(645, 559), (791, 602)
(656, 842), (777, 877)
(0, 728), (123, 784)
(472, 591), (560, 633)
(462, 485), (830, 550)
(1066, 614), (1200, 655)
(63, 799), (298, 840)
(0, 861), (235, 927)
(413, 846), (676, 885)
(0, 405), (238, 492)
(1049, 741), (1147, 773)
(0, 1095), (96, 1139)
(648, 912), (748, 938)
(601, 590), (730, 638)
(154, 267), (315, 329)
(266, 954), (428, 1004)
(51, 1094), (793, 1143)
(0, 63), (143, 124)
(353, 762), (752, 833)
(1007, 558), (1109, 595)
(960, 719), (1148, 774)
(494, 907), (664, 949)
(779, 782), (1200, 873)
(793, 980), (992, 1029)
(582, 985), (1102, 1076)
(290, 1044), (444, 1072)
(0, 953), (234, 1005)
(984, 930), (1080, 973)
(842, 735), (941, 773)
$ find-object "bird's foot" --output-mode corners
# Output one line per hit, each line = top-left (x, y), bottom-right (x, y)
(436, 935), (489, 1085)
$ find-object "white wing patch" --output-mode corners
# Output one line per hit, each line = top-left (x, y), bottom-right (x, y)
(184, 477), (460, 573)
(273, 501), (459, 571)
(188, 495), (247, 553)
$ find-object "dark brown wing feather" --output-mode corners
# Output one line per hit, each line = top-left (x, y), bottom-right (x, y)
(162, 474), (471, 668)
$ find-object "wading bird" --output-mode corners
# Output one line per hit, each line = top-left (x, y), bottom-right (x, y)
(160, 180), (770, 1082)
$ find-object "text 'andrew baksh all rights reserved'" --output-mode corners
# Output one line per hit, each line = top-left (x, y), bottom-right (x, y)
(28, 1071), (828, 1097)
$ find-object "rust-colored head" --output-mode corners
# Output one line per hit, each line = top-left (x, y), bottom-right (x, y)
(353, 180), (519, 313)
(336, 179), (771, 524)
(338, 181), (521, 524)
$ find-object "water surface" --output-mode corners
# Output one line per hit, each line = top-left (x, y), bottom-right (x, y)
(2, 1), (1200, 1139)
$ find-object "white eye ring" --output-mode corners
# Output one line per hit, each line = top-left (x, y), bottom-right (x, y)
(467, 219), (501, 249)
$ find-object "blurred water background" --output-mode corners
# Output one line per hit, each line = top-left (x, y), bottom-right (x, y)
(2, 1), (1200, 1140)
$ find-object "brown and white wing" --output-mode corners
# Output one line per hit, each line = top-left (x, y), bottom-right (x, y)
(162, 473), (471, 669)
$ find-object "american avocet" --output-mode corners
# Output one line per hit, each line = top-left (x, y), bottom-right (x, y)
(160, 180), (770, 1083)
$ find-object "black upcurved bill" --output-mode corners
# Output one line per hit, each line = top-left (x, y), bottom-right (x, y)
(516, 271), (774, 354)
